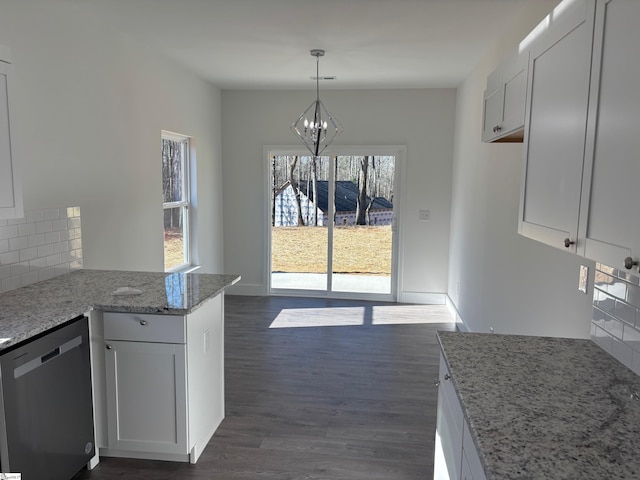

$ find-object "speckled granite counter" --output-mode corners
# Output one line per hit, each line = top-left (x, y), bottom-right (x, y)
(0, 269), (240, 352)
(437, 331), (640, 480)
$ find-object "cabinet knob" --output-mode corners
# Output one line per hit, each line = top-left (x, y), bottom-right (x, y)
(444, 373), (451, 381)
(563, 238), (575, 248)
(139, 320), (148, 326)
(105, 344), (112, 350)
(493, 125), (502, 133)
(624, 257), (638, 270)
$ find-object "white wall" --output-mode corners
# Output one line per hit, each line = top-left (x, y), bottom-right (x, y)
(448, 0), (593, 338)
(0, 1), (224, 273)
(222, 89), (456, 298)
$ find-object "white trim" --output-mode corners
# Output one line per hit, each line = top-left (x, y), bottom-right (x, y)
(399, 292), (447, 305)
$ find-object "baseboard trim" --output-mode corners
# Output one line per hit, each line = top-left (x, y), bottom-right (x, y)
(398, 292), (446, 304)
(445, 295), (469, 332)
(226, 283), (265, 296)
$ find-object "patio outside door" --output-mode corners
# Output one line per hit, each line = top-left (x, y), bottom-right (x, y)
(269, 150), (398, 300)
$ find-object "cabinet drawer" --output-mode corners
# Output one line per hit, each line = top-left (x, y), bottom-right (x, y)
(103, 312), (186, 343)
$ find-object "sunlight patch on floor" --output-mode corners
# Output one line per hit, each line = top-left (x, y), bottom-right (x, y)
(371, 305), (454, 325)
(269, 307), (366, 328)
(269, 304), (454, 328)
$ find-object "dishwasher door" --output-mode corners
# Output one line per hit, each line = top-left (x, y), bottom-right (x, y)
(0, 315), (95, 479)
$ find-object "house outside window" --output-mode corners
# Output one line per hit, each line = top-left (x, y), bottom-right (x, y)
(162, 132), (191, 271)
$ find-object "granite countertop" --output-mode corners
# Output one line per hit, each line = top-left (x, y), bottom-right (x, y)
(0, 269), (240, 352)
(437, 331), (640, 480)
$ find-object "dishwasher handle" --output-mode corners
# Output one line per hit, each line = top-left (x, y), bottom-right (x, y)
(13, 335), (83, 379)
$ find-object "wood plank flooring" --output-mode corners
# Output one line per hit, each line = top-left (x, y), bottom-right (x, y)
(74, 295), (455, 480)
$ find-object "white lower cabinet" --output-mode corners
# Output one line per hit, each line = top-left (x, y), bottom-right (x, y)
(91, 294), (225, 463)
(434, 352), (486, 480)
(104, 339), (188, 455)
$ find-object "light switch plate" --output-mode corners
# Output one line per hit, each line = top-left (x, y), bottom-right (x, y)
(578, 265), (589, 294)
(419, 209), (431, 221)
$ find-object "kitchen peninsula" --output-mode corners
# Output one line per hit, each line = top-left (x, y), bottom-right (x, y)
(436, 331), (640, 479)
(0, 269), (240, 473)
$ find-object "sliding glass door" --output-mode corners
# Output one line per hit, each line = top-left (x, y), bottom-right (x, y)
(269, 149), (399, 300)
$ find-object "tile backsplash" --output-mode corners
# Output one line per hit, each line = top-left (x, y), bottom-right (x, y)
(592, 262), (640, 375)
(0, 207), (82, 293)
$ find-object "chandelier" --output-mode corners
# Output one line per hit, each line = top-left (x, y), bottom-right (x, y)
(291, 49), (343, 157)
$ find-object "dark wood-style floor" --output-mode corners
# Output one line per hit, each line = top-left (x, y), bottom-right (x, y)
(75, 295), (455, 479)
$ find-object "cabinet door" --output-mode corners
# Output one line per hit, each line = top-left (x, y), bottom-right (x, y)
(104, 340), (188, 455)
(0, 60), (22, 219)
(501, 51), (528, 137)
(518, 0), (596, 252)
(578, 0), (640, 271)
(434, 353), (463, 480)
(481, 68), (504, 142)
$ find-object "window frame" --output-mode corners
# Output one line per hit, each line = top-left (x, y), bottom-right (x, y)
(162, 131), (191, 272)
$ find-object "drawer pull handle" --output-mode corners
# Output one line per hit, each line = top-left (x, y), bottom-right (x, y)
(624, 257), (638, 270)
(139, 320), (148, 326)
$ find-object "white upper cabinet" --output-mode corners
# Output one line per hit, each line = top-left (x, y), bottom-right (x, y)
(578, 0), (640, 272)
(518, 0), (596, 252)
(481, 50), (529, 143)
(0, 45), (22, 220)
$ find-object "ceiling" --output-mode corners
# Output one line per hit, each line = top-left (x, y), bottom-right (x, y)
(61, 0), (537, 90)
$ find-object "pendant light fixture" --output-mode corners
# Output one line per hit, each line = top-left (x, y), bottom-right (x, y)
(291, 49), (343, 157)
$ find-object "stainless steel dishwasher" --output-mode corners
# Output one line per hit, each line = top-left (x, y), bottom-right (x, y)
(0, 315), (95, 479)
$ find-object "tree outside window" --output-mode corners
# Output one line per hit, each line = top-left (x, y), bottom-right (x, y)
(162, 132), (190, 271)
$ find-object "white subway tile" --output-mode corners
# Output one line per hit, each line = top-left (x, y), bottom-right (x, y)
(62, 207), (74, 218)
(70, 239), (82, 250)
(70, 259), (83, 270)
(37, 244), (54, 257)
(58, 230), (71, 241)
(29, 257), (47, 270)
(0, 225), (18, 240)
(25, 209), (44, 223)
(0, 251), (19, 265)
(0, 219), (6, 226)
(38, 267), (55, 281)
(17, 223), (36, 237)
(623, 324), (640, 352)
(27, 234), (45, 248)
(46, 253), (61, 267)
(0, 239), (8, 254)
(612, 337), (633, 368)
(1, 276), (21, 292)
(19, 247), (38, 262)
(20, 270), (39, 287)
(45, 231), (61, 244)
(10, 262), (29, 276)
(36, 221), (53, 234)
(615, 300), (637, 325)
(74, 207), (80, 217)
(43, 208), (60, 220)
(9, 236), (28, 251)
(7, 216), (25, 225)
(52, 219), (68, 232)
(54, 263), (70, 276)
(68, 217), (81, 229)
(53, 241), (69, 254)
(0, 265), (11, 280)
(631, 351), (640, 377)
(591, 323), (613, 354)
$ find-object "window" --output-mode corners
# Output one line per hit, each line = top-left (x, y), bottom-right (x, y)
(162, 132), (191, 271)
